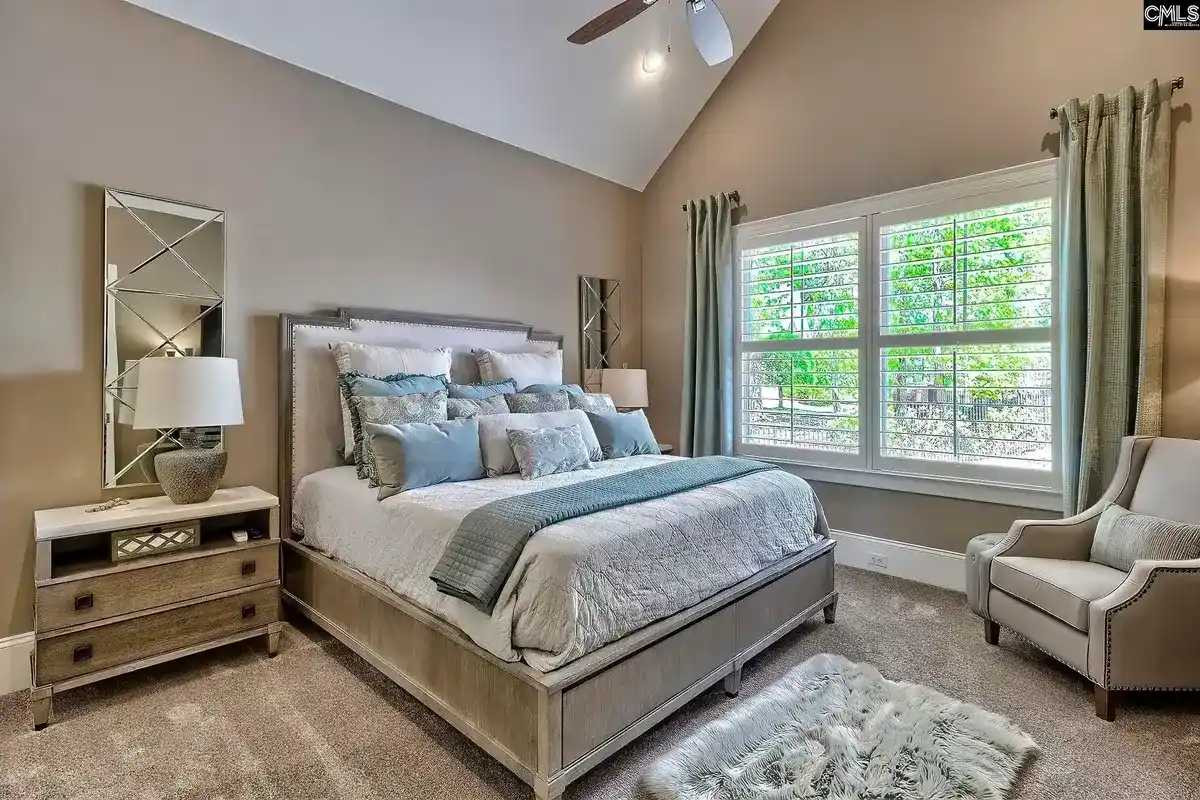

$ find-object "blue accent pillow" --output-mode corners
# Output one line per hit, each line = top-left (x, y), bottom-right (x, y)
(585, 410), (661, 459)
(522, 383), (584, 395)
(366, 419), (486, 499)
(447, 379), (518, 399)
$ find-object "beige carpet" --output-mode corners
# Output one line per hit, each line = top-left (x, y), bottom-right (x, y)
(2, 566), (1197, 799)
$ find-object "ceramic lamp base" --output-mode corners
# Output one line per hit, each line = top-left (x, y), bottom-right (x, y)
(154, 448), (227, 504)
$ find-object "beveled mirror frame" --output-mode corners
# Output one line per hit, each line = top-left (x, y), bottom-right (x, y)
(579, 276), (621, 391)
(102, 188), (226, 489)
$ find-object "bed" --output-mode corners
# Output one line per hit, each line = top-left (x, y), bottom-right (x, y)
(279, 308), (838, 799)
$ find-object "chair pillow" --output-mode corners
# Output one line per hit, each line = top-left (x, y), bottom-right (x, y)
(507, 425), (594, 480)
(1090, 503), (1200, 571)
(350, 391), (448, 484)
(367, 419), (485, 499)
(447, 395), (509, 420)
(506, 391), (570, 414)
(475, 349), (563, 387)
(585, 409), (661, 459)
(477, 410), (602, 477)
(447, 379), (518, 400)
(569, 392), (616, 414)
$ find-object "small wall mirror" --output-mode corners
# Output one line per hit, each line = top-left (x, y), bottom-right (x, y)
(579, 276), (621, 391)
(103, 189), (225, 488)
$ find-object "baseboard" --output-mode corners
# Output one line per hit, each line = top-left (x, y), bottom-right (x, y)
(831, 530), (965, 592)
(0, 632), (34, 697)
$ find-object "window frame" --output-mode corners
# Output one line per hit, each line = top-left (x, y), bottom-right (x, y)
(732, 160), (1063, 510)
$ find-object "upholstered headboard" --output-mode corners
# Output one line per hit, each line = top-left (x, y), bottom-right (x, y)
(279, 308), (562, 535)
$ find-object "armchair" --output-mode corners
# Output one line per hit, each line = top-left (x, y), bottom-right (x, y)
(967, 436), (1200, 720)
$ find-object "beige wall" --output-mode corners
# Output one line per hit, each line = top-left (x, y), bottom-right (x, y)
(641, 0), (1200, 549)
(0, 0), (641, 637)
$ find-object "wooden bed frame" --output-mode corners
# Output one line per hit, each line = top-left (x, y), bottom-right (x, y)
(279, 308), (838, 799)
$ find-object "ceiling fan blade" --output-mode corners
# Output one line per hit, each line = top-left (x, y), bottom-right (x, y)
(568, 0), (659, 45)
(686, 0), (734, 66)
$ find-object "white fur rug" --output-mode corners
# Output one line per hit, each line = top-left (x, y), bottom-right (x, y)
(639, 654), (1038, 800)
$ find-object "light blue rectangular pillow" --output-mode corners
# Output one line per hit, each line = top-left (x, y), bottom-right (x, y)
(522, 383), (584, 395)
(585, 409), (661, 459)
(366, 419), (485, 499)
(447, 379), (518, 399)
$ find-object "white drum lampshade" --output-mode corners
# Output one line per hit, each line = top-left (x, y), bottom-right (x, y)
(133, 357), (243, 505)
(601, 368), (649, 409)
(133, 356), (243, 430)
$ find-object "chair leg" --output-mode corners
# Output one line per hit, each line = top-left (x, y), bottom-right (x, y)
(1094, 685), (1117, 721)
(983, 619), (1000, 646)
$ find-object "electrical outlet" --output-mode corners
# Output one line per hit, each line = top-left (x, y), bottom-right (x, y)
(868, 552), (888, 569)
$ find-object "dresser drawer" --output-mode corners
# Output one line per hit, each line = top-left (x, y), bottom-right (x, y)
(36, 544), (279, 633)
(36, 585), (278, 684)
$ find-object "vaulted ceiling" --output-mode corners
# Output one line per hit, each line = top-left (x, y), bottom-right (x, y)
(122, 0), (779, 189)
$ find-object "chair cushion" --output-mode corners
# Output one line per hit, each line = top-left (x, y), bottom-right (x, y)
(991, 556), (1127, 632)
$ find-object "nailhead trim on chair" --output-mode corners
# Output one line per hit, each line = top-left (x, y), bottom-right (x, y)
(1103, 565), (1200, 690)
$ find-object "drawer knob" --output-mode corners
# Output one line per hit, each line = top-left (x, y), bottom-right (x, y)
(242, 604), (257, 619)
(73, 645), (92, 663)
(241, 560), (257, 576)
(74, 593), (94, 611)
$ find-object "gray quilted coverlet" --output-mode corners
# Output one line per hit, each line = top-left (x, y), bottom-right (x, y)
(430, 456), (777, 613)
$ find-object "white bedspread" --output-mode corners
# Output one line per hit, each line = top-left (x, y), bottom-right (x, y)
(294, 456), (827, 671)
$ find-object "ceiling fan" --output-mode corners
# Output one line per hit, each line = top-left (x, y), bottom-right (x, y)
(568, 0), (734, 67)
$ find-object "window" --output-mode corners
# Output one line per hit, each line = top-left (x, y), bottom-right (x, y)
(734, 162), (1060, 507)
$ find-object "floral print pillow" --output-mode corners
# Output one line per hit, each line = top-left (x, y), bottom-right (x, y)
(447, 395), (509, 420)
(350, 391), (448, 484)
(506, 425), (594, 480)
(505, 391), (570, 414)
(568, 392), (617, 414)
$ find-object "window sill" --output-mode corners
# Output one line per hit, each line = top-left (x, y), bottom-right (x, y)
(748, 456), (1064, 512)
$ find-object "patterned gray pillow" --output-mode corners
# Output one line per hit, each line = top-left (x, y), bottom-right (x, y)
(507, 425), (594, 480)
(351, 391), (448, 484)
(1090, 503), (1200, 571)
(447, 395), (509, 420)
(505, 391), (570, 414)
(568, 392), (616, 414)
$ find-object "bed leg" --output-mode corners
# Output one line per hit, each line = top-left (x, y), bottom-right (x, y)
(723, 665), (742, 698)
(823, 593), (838, 624)
(532, 777), (563, 800)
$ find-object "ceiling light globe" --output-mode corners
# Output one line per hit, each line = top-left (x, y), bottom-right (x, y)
(642, 49), (665, 74)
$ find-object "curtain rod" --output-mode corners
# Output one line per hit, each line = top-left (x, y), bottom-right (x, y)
(1049, 76), (1184, 119)
(682, 190), (740, 212)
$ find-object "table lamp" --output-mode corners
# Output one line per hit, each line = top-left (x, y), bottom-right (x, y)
(133, 356), (243, 504)
(601, 367), (649, 411)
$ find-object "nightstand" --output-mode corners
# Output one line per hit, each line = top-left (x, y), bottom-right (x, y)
(31, 487), (281, 729)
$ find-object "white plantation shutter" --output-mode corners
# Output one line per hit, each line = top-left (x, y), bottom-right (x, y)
(733, 163), (1060, 502)
(737, 219), (866, 467)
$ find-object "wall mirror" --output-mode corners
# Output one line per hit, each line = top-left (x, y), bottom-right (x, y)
(579, 276), (621, 391)
(103, 189), (225, 488)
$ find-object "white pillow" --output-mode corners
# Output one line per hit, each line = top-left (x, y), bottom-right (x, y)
(332, 342), (453, 458)
(475, 349), (563, 389)
(477, 410), (601, 477)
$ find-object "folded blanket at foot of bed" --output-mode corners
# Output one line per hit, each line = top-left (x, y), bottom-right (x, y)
(430, 455), (778, 613)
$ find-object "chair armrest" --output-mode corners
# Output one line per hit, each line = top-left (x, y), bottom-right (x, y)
(1087, 558), (1200, 689)
(988, 509), (1101, 561)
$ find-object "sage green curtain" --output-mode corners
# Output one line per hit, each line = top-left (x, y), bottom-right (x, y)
(682, 193), (735, 456)
(1059, 81), (1170, 514)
